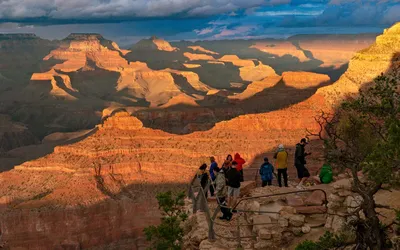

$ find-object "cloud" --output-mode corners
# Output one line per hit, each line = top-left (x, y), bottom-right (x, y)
(213, 25), (258, 38)
(0, 0), (293, 23)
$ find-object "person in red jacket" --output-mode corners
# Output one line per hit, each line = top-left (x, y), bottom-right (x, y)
(234, 153), (246, 182)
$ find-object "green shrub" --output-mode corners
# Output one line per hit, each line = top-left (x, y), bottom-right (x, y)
(144, 191), (188, 250)
(296, 231), (345, 250)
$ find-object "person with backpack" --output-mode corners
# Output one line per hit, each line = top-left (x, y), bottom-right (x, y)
(259, 157), (274, 187)
(197, 163), (210, 197)
(213, 166), (233, 221)
(295, 138), (311, 189)
(226, 161), (241, 209)
(209, 156), (218, 197)
(234, 153), (246, 182)
(274, 144), (289, 187)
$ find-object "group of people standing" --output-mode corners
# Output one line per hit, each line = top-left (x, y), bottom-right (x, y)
(259, 138), (333, 189)
(196, 138), (334, 221)
(197, 153), (246, 221)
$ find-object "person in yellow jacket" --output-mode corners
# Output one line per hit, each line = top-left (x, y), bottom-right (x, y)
(274, 144), (288, 187)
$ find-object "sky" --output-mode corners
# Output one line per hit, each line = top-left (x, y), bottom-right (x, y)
(0, 0), (399, 46)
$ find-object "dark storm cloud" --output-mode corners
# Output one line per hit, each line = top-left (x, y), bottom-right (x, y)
(0, 0), (292, 23)
(0, 0), (398, 42)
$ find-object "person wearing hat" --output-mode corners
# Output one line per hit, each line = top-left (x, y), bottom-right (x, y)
(274, 144), (289, 187)
(294, 138), (311, 189)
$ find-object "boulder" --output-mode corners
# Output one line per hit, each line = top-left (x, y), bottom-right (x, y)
(252, 214), (273, 233)
(240, 181), (256, 196)
(258, 228), (272, 240)
(254, 240), (273, 249)
(295, 206), (327, 214)
(332, 179), (352, 190)
(325, 216), (333, 229)
(328, 193), (345, 203)
(301, 225), (311, 234)
(278, 218), (289, 227)
(289, 214), (306, 227)
(338, 190), (353, 197)
(286, 195), (304, 207)
(291, 227), (303, 236)
(260, 201), (286, 219)
(345, 195), (363, 208)
(246, 201), (260, 214)
(332, 215), (346, 233)
(306, 214), (327, 228)
(280, 205), (297, 214)
(304, 190), (326, 206)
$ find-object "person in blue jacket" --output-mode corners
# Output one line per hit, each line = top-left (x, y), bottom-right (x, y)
(209, 156), (218, 196)
(259, 157), (274, 187)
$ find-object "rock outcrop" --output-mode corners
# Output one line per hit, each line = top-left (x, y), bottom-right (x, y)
(184, 52), (215, 61)
(318, 23), (400, 104)
(290, 34), (377, 68)
(229, 76), (282, 100)
(251, 41), (310, 62)
(188, 46), (219, 55)
(131, 36), (178, 52)
(282, 72), (331, 89)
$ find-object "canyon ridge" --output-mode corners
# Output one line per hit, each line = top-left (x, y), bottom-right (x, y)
(0, 22), (399, 249)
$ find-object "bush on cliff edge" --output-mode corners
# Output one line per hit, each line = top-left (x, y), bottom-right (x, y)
(309, 69), (400, 249)
(144, 191), (188, 250)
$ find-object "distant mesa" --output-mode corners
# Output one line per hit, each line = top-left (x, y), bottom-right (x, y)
(132, 36), (178, 52)
(0, 33), (39, 40)
(251, 41), (310, 62)
(282, 72), (331, 89)
(219, 55), (255, 67)
(160, 93), (200, 108)
(184, 52), (215, 61)
(289, 34), (377, 68)
(183, 63), (201, 69)
(187, 46), (219, 55)
(239, 61), (277, 82)
(99, 110), (143, 130)
(230, 75), (282, 100)
(64, 33), (106, 41)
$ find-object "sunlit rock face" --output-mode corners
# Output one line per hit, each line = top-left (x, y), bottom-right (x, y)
(318, 23), (400, 104)
(282, 72), (331, 89)
(132, 36), (178, 52)
(31, 33), (211, 107)
(250, 34), (377, 68)
(291, 34), (377, 68)
(251, 41), (310, 62)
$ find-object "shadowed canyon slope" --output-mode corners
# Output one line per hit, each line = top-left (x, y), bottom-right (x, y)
(0, 23), (398, 249)
(0, 32), (376, 143)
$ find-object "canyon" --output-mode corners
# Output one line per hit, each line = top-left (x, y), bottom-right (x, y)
(0, 23), (398, 249)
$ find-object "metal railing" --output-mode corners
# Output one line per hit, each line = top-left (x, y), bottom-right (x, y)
(187, 174), (328, 248)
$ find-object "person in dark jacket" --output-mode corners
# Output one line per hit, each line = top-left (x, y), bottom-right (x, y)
(197, 164), (210, 197)
(226, 161), (241, 208)
(259, 157), (274, 187)
(295, 138), (311, 189)
(222, 154), (233, 175)
(209, 156), (217, 196)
